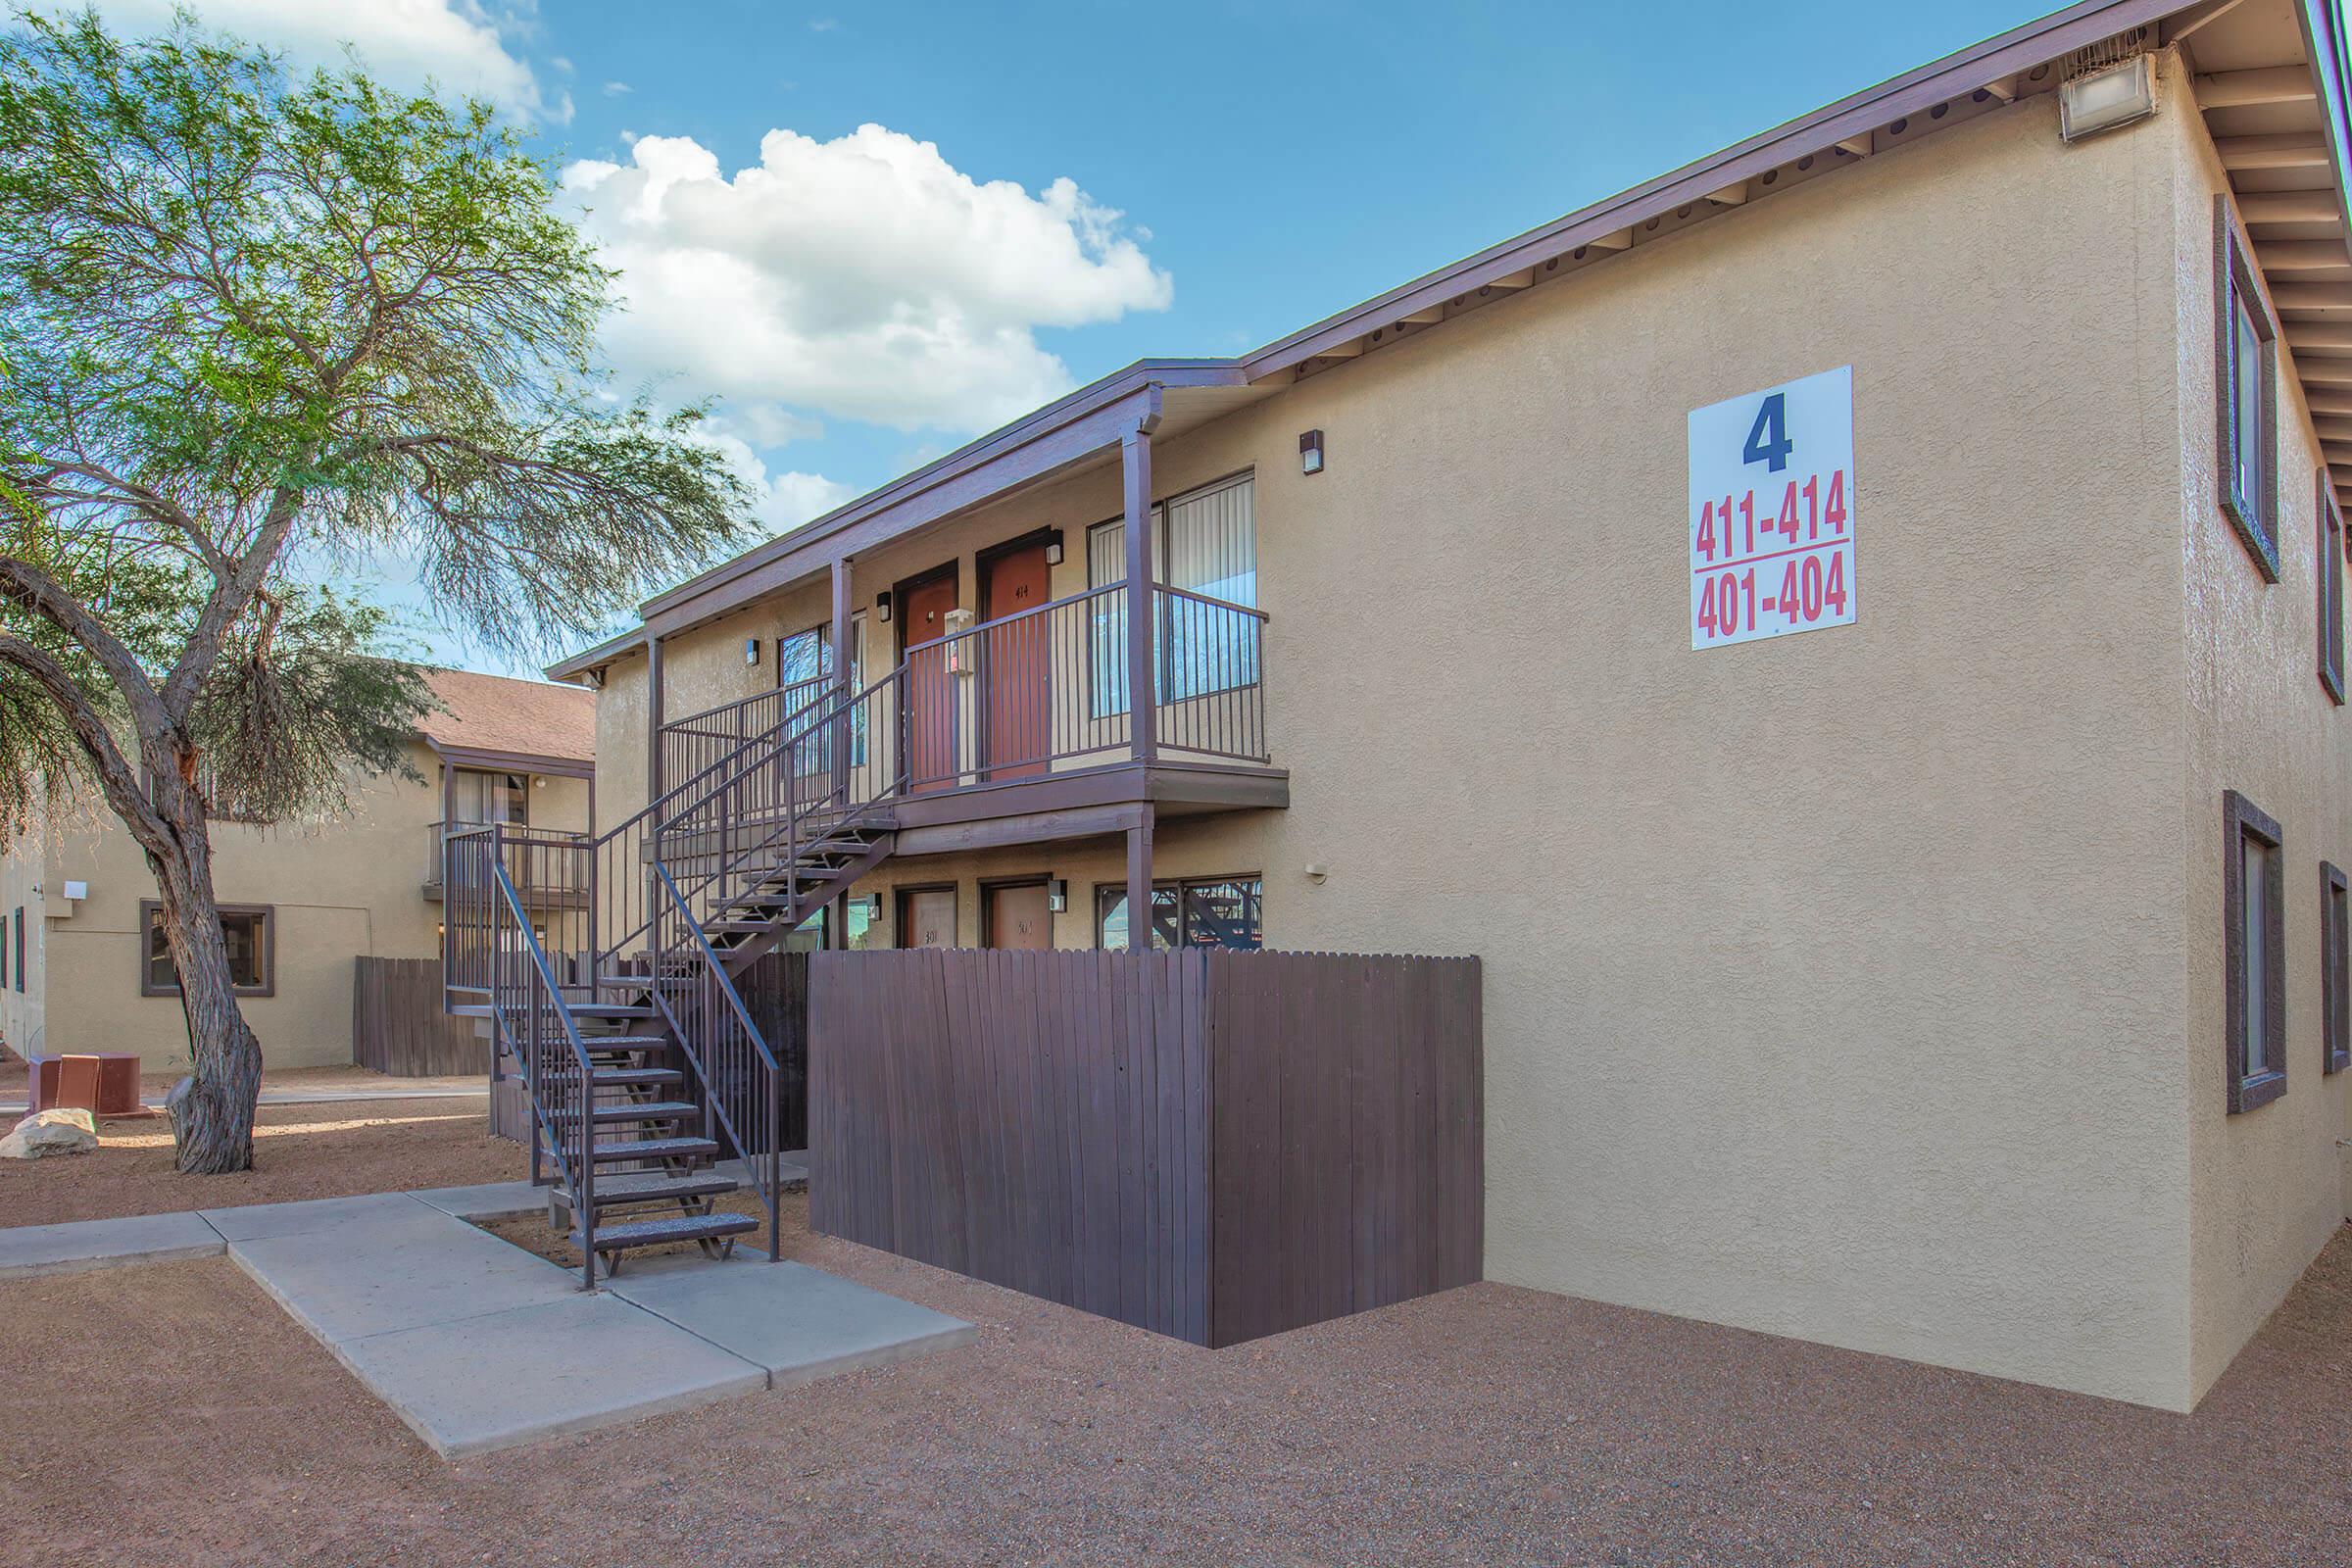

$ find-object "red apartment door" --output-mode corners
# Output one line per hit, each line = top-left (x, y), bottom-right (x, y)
(900, 567), (958, 793)
(980, 540), (1052, 780)
(985, 881), (1053, 950)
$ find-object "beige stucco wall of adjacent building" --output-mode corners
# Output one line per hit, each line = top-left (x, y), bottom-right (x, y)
(582, 65), (2352, 1408)
(28, 740), (593, 1072)
(2172, 85), (2352, 1401)
(0, 792), (56, 1059)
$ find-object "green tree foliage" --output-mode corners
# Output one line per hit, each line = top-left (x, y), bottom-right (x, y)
(0, 11), (753, 1170)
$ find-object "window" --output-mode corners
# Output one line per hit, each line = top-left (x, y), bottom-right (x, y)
(11, 906), (19, 994)
(450, 768), (528, 826)
(1096, 875), (1263, 951)
(3, 907), (12, 991)
(2224, 792), (2285, 1112)
(1088, 472), (1258, 714)
(140, 902), (273, 998)
(2326, 861), (2350, 1076)
(2322, 472), (2345, 704)
(2217, 198), (2279, 577)
(777, 624), (834, 689)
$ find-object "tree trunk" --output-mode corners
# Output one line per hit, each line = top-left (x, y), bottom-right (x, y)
(150, 802), (265, 1174)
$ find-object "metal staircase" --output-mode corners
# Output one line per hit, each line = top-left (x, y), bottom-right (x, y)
(444, 670), (902, 1287)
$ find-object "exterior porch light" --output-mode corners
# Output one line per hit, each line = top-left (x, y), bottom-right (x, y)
(1044, 534), (1065, 566)
(744, 636), (760, 665)
(1300, 429), (1325, 475)
(876, 593), (892, 623)
(2058, 54), (2155, 142)
(1047, 878), (1068, 913)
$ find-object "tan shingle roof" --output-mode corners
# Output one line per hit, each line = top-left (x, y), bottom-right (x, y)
(416, 667), (595, 764)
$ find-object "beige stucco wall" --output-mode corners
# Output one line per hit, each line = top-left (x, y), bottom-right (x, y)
(2174, 88), (2352, 1400)
(0, 790), (56, 1059)
(31, 740), (593, 1072)
(578, 67), (2352, 1408)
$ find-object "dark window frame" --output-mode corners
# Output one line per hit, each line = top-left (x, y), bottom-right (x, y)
(2325, 860), (2350, 1076)
(2322, 469), (2345, 704)
(9, 906), (19, 993)
(139, 900), (275, 999)
(2217, 196), (2280, 580)
(2224, 791), (2286, 1113)
(1093, 873), (1264, 952)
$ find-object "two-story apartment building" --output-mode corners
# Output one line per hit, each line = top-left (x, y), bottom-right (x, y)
(547, 0), (2352, 1410)
(1, 667), (594, 1071)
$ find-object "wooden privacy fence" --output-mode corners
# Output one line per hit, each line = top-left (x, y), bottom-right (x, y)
(810, 948), (1482, 1348)
(352, 956), (488, 1076)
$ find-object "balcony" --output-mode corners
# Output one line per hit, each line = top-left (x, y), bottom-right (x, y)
(424, 820), (591, 904)
(656, 582), (1282, 854)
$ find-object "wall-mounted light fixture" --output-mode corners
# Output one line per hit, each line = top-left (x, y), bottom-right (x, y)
(1044, 533), (1065, 566)
(2058, 54), (2155, 142)
(876, 593), (893, 623)
(744, 637), (760, 665)
(1047, 878), (1068, 913)
(63, 880), (87, 902)
(1299, 429), (1326, 475)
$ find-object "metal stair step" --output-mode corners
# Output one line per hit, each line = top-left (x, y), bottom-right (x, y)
(566, 1003), (657, 1019)
(571, 1171), (740, 1210)
(580, 1035), (668, 1051)
(589, 1135), (718, 1164)
(589, 1065), (683, 1088)
(580, 1210), (757, 1254)
(552, 1100), (700, 1126)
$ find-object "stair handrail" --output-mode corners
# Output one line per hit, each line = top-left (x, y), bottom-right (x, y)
(651, 670), (905, 945)
(650, 861), (783, 1260)
(485, 837), (602, 1289)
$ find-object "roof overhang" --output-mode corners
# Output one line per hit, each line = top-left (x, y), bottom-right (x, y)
(424, 739), (595, 779)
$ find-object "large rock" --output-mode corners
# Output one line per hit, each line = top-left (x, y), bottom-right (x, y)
(0, 1108), (99, 1159)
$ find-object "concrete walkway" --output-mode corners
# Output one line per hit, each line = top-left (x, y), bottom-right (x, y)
(0, 1176), (973, 1458)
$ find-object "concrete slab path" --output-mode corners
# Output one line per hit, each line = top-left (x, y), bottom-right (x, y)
(2, 1180), (976, 1459)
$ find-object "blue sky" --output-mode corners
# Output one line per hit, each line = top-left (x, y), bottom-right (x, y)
(97, 0), (2054, 677)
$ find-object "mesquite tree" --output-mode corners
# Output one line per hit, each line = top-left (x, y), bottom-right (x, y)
(0, 14), (751, 1172)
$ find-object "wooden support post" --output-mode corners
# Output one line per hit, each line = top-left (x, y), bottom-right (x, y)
(646, 633), (665, 804)
(1125, 805), (1155, 954)
(830, 556), (852, 807)
(1122, 408), (1159, 766)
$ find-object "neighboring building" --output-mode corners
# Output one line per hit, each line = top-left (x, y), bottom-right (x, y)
(0, 668), (594, 1071)
(544, 0), (2352, 1409)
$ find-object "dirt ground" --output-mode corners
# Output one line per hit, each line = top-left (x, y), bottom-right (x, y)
(5, 1191), (2349, 1567)
(0, 1056), (484, 1102)
(0, 1098), (519, 1228)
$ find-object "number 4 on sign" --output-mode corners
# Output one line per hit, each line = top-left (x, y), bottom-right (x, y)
(1743, 392), (1792, 473)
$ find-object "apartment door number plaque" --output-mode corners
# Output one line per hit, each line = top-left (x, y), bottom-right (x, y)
(1688, 365), (1857, 649)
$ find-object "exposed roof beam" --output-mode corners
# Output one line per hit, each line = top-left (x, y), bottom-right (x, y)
(1836, 134), (1874, 158)
(2289, 323), (2352, 352)
(2218, 134), (2332, 171)
(2260, 241), (2352, 275)
(2273, 284), (2352, 313)
(1980, 75), (2018, 103)
(1485, 268), (1537, 291)
(1588, 228), (1635, 252)
(2196, 67), (2320, 110)
(2305, 389), (2352, 416)
(2165, 0), (2252, 45)
(2239, 192), (2344, 225)
(1704, 181), (1749, 206)
(1313, 338), (1366, 359)
(1399, 305), (1445, 324)
(2296, 360), (2352, 386)
(2314, 416), (2352, 442)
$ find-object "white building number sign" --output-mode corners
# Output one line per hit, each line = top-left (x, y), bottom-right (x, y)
(1688, 366), (1856, 649)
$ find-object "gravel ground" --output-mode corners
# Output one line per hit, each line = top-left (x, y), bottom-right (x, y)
(4, 1191), (2348, 1567)
(0, 1099), (520, 1227)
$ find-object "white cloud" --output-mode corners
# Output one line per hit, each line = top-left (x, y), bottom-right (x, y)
(698, 429), (856, 532)
(562, 124), (1173, 431)
(602, 80), (630, 96)
(85, 0), (567, 123)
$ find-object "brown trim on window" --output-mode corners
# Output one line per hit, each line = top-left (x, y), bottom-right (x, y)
(1092, 871), (1264, 950)
(138, 900), (276, 999)
(2321, 469), (2345, 704)
(2216, 196), (2281, 580)
(2224, 792), (2286, 1113)
(10, 906), (20, 994)
(2326, 860), (2350, 1076)
(892, 882), (958, 950)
